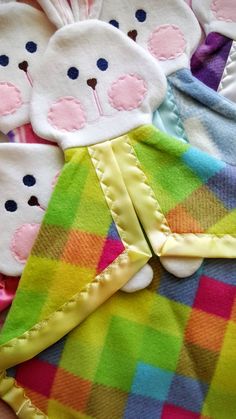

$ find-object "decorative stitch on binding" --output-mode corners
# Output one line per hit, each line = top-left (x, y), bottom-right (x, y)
(165, 83), (189, 142)
(0, 251), (129, 351)
(0, 371), (47, 418)
(125, 138), (171, 235)
(88, 146), (131, 248)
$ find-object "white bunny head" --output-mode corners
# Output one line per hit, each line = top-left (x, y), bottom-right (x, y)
(0, 2), (55, 134)
(192, 0), (236, 39)
(82, 0), (202, 75)
(0, 144), (63, 276)
(31, 20), (167, 149)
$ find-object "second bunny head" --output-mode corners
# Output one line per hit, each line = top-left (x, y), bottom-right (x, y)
(0, 2), (55, 134)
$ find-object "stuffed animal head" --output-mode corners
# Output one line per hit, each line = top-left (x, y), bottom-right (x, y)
(192, 0), (236, 39)
(0, 144), (63, 276)
(0, 2), (55, 134)
(80, 0), (202, 75)
(31, 20), (167, 148)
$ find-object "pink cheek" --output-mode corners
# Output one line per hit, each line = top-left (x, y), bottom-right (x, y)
(148, 25), (187, 61)
(48, 97), (87, 131)
(211, 0), (236, 22)
(108, 74), (147, 111)
(0, 82), (23, 116)
(10, 223), (41, 264)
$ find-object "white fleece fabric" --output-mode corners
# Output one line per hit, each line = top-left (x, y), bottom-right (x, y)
(0, 2), (55, 134)
(83, 0), (202, 75)
(0, 144), (64, 276)
(192, 0), (236, 40)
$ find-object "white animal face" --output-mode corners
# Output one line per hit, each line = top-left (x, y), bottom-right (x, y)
(0, 144), (63, 276)
(31, 20), (167, 148)
(93, 0), (201, 75)
(0, 2), (55, 133)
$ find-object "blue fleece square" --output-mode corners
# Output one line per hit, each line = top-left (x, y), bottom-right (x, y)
(168, 374), (209, 413)
(132, 363), (173, 401)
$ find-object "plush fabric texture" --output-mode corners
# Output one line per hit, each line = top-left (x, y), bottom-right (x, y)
(86, 0), (202, 76)
(192, 0), (236, 40)
(5, 256), (236, 418)
(8, 123), (54, 144)
(154, 68), (236, 166)
(1, 124), (236, 349)
(31, 20), (166, 148)
(191, 32), (233, 91)
(129, 125), (236, 237)
(0, 275), (19, 313)
(218, 41), (236, 102)
(0, 145), (126, 344)
(0, 143), (64, 277)
(0, 2), (55, 134)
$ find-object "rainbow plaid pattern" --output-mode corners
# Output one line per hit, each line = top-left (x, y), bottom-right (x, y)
(0, 146), (124, 344)
(8, 256), (236, 418)
(129, 126), (236, 235)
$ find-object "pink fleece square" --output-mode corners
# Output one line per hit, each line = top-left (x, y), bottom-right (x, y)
(162, 404), (200, 419)
(193, 276), (236, 319)
(16, 359), (57, 397)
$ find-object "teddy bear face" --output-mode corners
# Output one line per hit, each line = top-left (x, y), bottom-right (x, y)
(0, 144), (63, 276)
(95, 0), (201, 75)
(0, 2), (55, 134)
(31, 20), (166, 148)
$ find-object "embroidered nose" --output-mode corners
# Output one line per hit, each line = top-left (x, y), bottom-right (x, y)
(87, 78), (97, 90)
(128, 30), (138, 41)
(18, 60), (28, 72)
(28, 196), (39, 207)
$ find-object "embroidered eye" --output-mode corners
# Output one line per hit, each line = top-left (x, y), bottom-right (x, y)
(109, 19), (119, 28)
(5, 200), (17, 212)
(67, 67), (79, 80)
(135, 9), (147, 22)
(0, 55), (9, 67)
(97, 58), (108, 71)
(23, 175), (36, 187)
(25, 41), (38, 53)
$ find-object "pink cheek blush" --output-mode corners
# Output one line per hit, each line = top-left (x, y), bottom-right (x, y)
(10, 223), (41, 264)
(148, 25), (187, 61)
(211, 0), (236, 22)
(48, 97), (87, 131)
(0, 82), (22, 116)
(108, 74), (147, 111)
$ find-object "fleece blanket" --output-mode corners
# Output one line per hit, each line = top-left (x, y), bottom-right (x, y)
(3, 256), (236, 419)
(0, 1), (236, 418)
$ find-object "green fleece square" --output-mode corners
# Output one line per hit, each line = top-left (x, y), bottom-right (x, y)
(0, 289), (47, 344)
(95, 316), (144, 391)
(139, 326), (182, 371)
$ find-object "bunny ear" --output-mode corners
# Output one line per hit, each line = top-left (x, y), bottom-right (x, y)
(37, 0), (75, 28)
(75, 0), (102, 19)
(192, 0), (236, 40)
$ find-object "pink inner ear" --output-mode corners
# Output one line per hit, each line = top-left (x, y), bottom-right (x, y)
(211, 0), (236, 22)
(0, 82), (22, 116)
(148, 25), (187, 61)
(11, 223), (40, 264)
(48, 97), (87, 132)
(108, 74), (147, 111)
